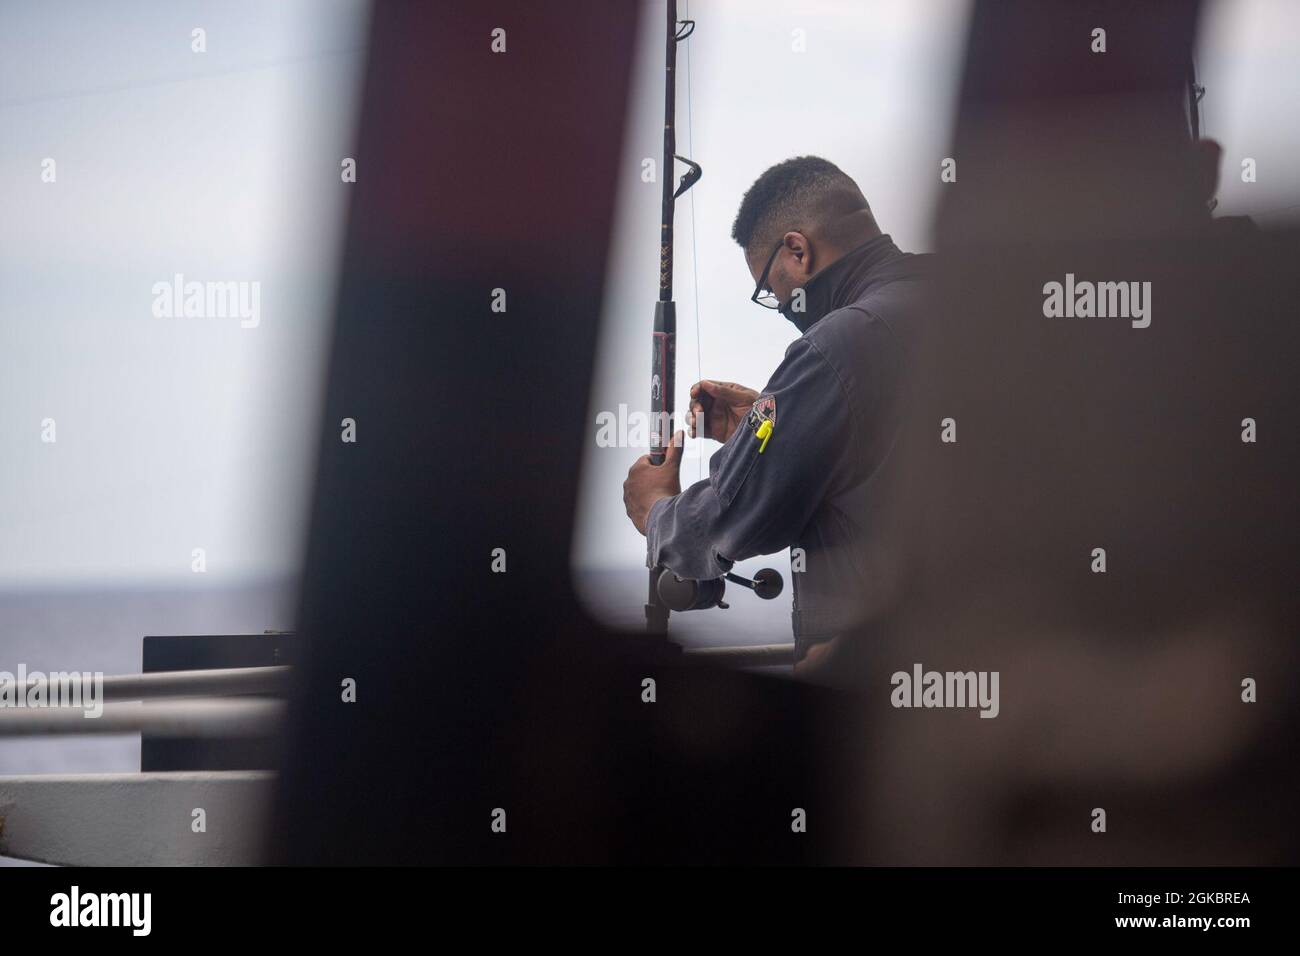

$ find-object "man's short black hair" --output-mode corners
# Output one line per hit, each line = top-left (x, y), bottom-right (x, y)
(730, 156), (871, 257)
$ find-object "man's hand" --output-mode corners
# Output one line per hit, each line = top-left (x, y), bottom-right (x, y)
(623, 430), (684, 536)
(686, 380), (759, 443)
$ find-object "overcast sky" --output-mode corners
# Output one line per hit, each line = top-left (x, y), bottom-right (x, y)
(0, 0), (368, 588)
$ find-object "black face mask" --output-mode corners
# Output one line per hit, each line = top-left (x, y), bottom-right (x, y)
(775, 234), (899, 334)
(777, 265), (835, 335)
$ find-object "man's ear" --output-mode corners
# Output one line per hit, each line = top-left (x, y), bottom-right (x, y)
(783, 231), (813, 279)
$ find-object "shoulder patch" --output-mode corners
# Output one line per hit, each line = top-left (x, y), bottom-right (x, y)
(747, 394), (776, 434)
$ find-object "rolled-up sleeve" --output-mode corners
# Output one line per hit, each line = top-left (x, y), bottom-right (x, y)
(646, 336), (855, 580)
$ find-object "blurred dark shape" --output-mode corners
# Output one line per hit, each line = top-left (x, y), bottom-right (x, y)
(269, 1), (852, 864)
(938, 0), (1209, 242)
(830, 0), (1300, 863)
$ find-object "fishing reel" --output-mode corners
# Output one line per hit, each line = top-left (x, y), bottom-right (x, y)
(655, 567), (784, 612)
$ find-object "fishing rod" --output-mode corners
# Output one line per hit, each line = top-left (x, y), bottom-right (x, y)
(644, 1), (782, 634)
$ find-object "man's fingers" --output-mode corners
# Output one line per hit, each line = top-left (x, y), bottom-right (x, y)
(663, 430), (685, 467)
(700, 380), (753, 403)
(691, 379), (725, 399)
(686, 402), (703, 437)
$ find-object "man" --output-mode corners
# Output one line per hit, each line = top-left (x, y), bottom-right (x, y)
(622, 156), (932, 670)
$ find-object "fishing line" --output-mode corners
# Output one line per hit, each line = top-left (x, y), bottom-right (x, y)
(683, 0), (703, 481)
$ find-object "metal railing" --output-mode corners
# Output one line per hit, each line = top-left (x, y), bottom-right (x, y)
(0, 647), (791, 737)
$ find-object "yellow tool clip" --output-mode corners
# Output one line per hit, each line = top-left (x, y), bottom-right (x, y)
(756, 418), (773, 453)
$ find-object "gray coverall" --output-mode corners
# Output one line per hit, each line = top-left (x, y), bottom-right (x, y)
(646, 234), (933, 662)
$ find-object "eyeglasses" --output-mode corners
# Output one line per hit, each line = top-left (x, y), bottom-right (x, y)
(750, 238), (784, 309)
